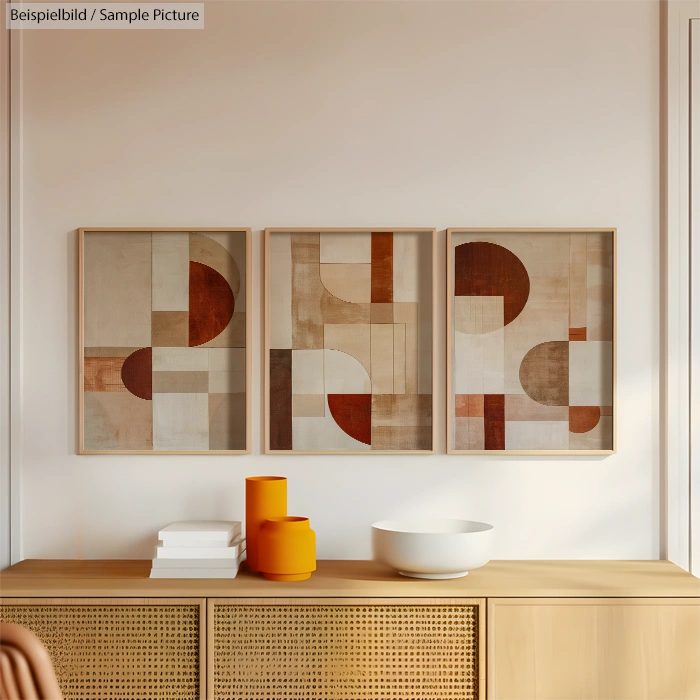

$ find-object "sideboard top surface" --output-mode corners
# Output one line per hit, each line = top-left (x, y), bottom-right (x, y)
(1, 559), (698, 598)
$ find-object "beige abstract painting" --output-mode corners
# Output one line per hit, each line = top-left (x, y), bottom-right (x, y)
(266, 229), (435, 453)
(448, 229), (615, 454)
(80, 228), (250, 454)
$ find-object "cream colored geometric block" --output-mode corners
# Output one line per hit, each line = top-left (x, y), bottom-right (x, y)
(152, 232), (189, 311)
(454, 296), (504, 334)
(320, 264), (371, 303)
(505, 421), (569, 450)
(324, 349), (371, 394)
(153, 393), (209, 450)
(291, 349), (324, 395)
(370, 324), (394, 394)
(152, 347), (208, 372)
(569, 341), (613, 406)
(319, 231), (371, 263)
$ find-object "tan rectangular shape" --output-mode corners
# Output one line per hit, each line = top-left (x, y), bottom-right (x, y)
(371, 393), (432, 427)
(152, 371), (208, 393)
(80, 228), (252, 455)
(84, 347), (141, 357)
(569, 233), (587, 329)
(371, 425), (433, 450)
(208, 370), (245, 394)
(292, 394), (325, 417)
(208, 597), (484, 700)
(447, 228), (616, 455)
(152, 346), (208, 371)
(151, 310), (188, 347)
(83, 231), (152, 347)
(0, 598), (205, 700)
(152, 231), (189, 311)
(83, 357), (126, 392)
(370, 323), (394, 394)
(370, 302), (393, 323)
(268, 231), (292, 348)
(488, 598), (700, 700)
(504, 394), (569, 421)
(393, 323), (406, 394)
(208, 347), (245, 372)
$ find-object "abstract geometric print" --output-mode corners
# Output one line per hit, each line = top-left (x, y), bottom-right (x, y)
(266, 229), (434, 453)
(80, 229), (249, 453)
(448, 229), (615, 453)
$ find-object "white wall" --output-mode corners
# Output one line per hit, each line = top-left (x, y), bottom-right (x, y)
(17, 0), (661, 560)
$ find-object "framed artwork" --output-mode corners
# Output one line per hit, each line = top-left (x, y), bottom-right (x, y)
(447, 228), (616, 455)
(79, 228), (251, 454)
(265, 228), (436, 454)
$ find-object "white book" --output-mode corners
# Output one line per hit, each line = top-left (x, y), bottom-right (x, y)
(150, 552), (245, 578)
(152, 544), (246, 569)
(155, 535), (245, 560)
(150, 567), (241, 579)
(158, 520), (241, 546)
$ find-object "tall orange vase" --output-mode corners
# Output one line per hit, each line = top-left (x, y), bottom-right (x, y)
(245, 476), (287, 572)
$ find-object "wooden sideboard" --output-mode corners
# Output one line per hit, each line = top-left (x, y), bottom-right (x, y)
(1, 559), (698, 700)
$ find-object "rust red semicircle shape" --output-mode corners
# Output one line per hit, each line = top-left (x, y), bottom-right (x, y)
(454, 241), (530, 325)
(328, 394), (372, 445)
(121, 347), (153, 401)
(189, 261), (235, 347)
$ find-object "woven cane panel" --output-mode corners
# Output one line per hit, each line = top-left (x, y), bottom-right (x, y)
(213, 603), (478, 700)
(0, 605), (200, 700)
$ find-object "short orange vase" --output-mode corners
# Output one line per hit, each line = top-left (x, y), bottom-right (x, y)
(258, 517), (316, 582)
(245, 476), (287, 573)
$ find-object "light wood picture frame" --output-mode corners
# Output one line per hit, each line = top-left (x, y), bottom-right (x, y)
(79, 228), (252, 455)
(265, 228), (437, 454)
(447, 228), (616, 455)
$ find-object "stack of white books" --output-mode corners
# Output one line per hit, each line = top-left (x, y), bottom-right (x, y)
(150, 521), (246, 579)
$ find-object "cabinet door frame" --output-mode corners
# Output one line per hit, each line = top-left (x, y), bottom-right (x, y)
(208, 596), (485, 700)
(1, 597), (207, 700)
(487, 596), (700, 700)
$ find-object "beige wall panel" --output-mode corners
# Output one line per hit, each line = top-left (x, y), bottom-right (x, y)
(153, 393), (209, 451)
(292, 394), (325, 417)
(292, 400), (370, 451)
(569, 340), (613, 406)
(393, 323), (406, 394)
(454, 327), (505, 395)
(83, 232), (152, 347)
(153, 371), (208, 393)
(189, 232), (241, 301)
(587, 232), (614, 341)
(324, 323), (371, 376)
(200, 231), (247, 308)
(152, 347), (208, 372)
(568, 415), (613, 450)
(568, 233), (587, 330)
(268, 232), (292, 349)
(152, 232), (189, 311)
(319, 263), (371, 303)
(319, 231), (371, 263)
(208, 348), (245, 372)
(505, 421), (569, 450)
(84, 392), (153, 451)
(292, 349), (324, 395)
(393, 230), (431, 303)
(489, 599), (700, 700)
(370, 324), (394, 394)
(208, 370), (246, 394)
(199, 312), (246, 348)
(324, 349), (371, 394)
(505, 394), (569, 421)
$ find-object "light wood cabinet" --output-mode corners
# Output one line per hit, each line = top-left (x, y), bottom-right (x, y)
(1, 559), (698, 700)
(488, 598), (700, 700)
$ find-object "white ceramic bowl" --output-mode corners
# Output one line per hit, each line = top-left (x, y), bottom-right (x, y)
(372, 518), (494, 579)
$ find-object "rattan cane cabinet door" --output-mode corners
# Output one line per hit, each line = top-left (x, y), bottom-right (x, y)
(0, 598), (205, 700)
(209, 597), (485, 700)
